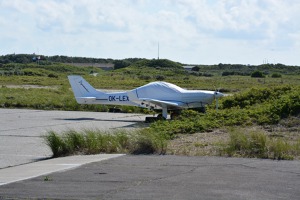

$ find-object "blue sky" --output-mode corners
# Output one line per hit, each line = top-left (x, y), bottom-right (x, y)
(0, 0), (299, 65)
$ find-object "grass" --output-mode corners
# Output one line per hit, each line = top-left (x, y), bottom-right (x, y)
(44, 128), (168, 157)
(45, 121), (300, 160)
(167, 126), (300, 160)
(221, 127), (299, 160)
(148, 85), (300, 139)
(1, 63), (299, 114)
(1, 63), (300, 160)
(223, 128), (268, 158)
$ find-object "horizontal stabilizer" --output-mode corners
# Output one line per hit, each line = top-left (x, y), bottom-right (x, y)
(75, 97), (96, 103)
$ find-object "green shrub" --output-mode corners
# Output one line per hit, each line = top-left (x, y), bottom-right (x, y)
(251, 70), (265, 78)
(224, 129), (268, 158)
(221, 128), (296, 160)
(248, 131), (267, 158)
(48, 73), (58, 78)
(23, 68), (47, 76)
(65, 130), (86, 153)
(268, 139), (291, 160)
(271, 73), (282, 78)
(129, 134), (156, 154)
(155, 75), (165, 81)
(225, 129), (249, 156)
(44, 131), (68, 157)
(44, 129), (168, 157)
(148, 86), (300, 136)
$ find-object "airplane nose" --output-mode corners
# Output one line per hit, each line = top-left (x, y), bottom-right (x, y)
(214, 91), (224, 98)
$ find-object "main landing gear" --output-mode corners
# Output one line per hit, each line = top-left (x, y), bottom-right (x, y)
(144, 109), (182, 123)
(145, 114), (165, 123)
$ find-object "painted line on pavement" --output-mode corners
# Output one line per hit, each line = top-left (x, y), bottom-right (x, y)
(0, 154), (124, 186)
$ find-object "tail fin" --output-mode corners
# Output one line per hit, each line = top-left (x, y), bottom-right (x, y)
(68, 76), (105, 103)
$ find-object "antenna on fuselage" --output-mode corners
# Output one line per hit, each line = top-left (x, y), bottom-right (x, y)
(158, 42), (160, 60)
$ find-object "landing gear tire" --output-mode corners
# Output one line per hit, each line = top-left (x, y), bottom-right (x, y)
(156, 114), (166, 120)
(145, 114), (166, 123)
(145, 117), (157, 123)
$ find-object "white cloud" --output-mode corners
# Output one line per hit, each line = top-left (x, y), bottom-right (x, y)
(0, 0), (300, 65)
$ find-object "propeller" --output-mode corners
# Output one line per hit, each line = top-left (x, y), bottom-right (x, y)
(214, 89), (224, 111)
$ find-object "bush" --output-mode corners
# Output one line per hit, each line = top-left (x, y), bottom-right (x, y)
(113, 60), (131, 69)
(23, 68), (46, 76)
(268, 139), (291, 160)
(155, 75), (165, 81)
(44, 131), (68, 157)
(271, 73), (282, 78)
(248, 131), (267, 158)
(129, 135), (156, 154)
(226, 129), (249, 156)
(251, 70), (265, 78)
(191, 66), (200, 71)
(48, 73), (58, 78)
(139, 75), (152, 80)
(222, 128), (296, 160)
(44, 129), (168, 157)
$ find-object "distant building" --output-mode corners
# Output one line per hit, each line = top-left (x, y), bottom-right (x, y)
(67, 63), (114, 71)
(183, 66), (195, 71)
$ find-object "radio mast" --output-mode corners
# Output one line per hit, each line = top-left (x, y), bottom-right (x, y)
(158, 42), (160, 60)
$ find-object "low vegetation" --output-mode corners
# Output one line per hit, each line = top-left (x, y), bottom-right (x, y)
(149, 85), (300, 138)
(167, 126), (300, 160)
(222, 127), (300, 160)
(1, 54), (300, 160)
(44, 129), (168, 157)
(44, 84), (300, 159)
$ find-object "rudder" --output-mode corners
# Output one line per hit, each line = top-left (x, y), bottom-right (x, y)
(68, 75), (101, 98)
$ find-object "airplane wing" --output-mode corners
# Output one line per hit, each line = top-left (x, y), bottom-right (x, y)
(139, 98), (186, 109)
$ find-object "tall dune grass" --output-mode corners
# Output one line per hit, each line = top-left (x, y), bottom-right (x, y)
(44, 129), (168, 157)
(221, 128), (299, 160)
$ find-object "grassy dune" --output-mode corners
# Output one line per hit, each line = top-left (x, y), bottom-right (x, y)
(1, 62), (300, 159)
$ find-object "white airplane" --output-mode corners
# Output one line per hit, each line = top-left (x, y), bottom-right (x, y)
(68, 75), (224, 119)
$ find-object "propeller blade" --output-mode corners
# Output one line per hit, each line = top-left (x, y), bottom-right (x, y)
(214, 91), (224, 111)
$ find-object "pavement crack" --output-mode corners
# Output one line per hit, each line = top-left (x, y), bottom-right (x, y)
(238, 161), (300, 176)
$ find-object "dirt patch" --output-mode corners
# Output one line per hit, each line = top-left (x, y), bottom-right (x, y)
(167, 129), (229, 156)
(3, 85), (59, 89)
(167, 117), (300, 159)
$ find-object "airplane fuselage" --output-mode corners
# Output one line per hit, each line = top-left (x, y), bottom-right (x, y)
(68, 76), (224, 119)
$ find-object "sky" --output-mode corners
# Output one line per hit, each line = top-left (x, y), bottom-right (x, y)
(0, 0), (299, 65)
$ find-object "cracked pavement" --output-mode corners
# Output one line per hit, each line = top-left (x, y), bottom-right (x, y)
(1, 109), (299, 199)
(0, 109), (148, 169)
(1, 155), (299, 200)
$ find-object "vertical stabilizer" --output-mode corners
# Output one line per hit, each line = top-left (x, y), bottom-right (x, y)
(68, 76), (104, 98)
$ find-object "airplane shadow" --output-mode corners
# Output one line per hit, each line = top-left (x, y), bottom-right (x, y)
(55, 117), (150, 129)
(60, 118), (143, 123)
(62, 118), (96, 121)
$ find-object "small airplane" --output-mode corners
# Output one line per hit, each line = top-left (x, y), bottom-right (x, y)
(68, 75), (224, 120)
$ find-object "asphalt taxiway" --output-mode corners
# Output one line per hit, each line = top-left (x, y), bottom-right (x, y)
(0, 109), (299, 199)
(0, 155), (299, 200)
(0, 108), (148, 169)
